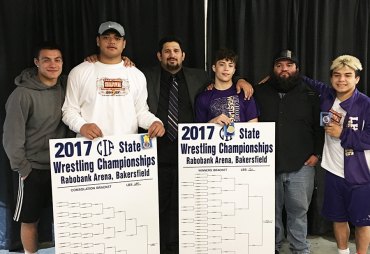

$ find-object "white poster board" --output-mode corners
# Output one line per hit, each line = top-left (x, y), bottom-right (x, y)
(49, 134), (159, 254)
(179, 122), (275, 254)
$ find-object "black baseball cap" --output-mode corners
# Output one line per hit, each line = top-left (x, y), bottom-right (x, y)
(274, 50), (298, 66)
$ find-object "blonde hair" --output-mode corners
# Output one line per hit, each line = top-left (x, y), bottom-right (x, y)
(330, 55), (362, 73)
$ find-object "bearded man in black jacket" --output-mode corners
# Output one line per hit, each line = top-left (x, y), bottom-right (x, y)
(254, 50), (324, 254)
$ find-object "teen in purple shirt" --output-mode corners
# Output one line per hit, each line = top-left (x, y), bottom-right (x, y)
(195, 48), (258, 124)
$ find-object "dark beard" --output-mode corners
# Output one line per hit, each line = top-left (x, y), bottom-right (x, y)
(270, 72), (301, 93)
(165, 63), (181, 72)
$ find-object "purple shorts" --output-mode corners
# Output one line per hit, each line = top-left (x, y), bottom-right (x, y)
(322, 170), (370, 226)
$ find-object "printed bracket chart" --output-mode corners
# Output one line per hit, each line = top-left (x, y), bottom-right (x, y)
(178, 122), (275, 254)
(49, 134), (160, 254)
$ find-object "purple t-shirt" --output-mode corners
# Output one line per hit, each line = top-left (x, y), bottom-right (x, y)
(195, 84), (259, 123)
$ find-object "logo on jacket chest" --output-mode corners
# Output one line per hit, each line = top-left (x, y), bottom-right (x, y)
(344, 116), (359, 157)
(347, 116), (359, 131)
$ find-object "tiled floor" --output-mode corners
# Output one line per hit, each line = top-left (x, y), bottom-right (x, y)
(281, 235), (370, 253)
(0, 248), (55, 254)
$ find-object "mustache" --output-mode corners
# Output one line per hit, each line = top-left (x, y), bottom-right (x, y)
(270, 71), (301, 92)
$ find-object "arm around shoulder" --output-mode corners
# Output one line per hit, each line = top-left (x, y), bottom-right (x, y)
(302, 75), (331, 95)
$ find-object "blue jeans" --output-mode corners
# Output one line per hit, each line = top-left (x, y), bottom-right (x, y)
(275, 165), (315, 254)
(0, 201), (12, 250)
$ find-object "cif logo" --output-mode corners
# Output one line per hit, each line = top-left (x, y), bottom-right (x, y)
(97, 139), (114, 156)
(219, 123), (235, 141)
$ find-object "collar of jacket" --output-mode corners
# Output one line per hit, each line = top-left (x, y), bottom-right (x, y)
(339, 89), (359, 111)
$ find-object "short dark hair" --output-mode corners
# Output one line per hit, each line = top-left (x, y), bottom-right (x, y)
(213, 48), (238, 66)
(34, 41), (63, 59)
(158, 36), (184, 53)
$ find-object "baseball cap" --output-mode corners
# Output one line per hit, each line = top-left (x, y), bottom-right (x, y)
(98, 21), (125, 37)
(274, 49), (298, 66)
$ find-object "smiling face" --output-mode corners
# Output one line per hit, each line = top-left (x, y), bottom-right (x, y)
(97, 31), (126, 64)
(157, 41), (185, 74)
(34, 49), (63, 86)
(331, 65), (360, 101)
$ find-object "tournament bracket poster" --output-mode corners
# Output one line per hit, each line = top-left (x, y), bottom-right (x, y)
(49, 134), (159, 254)
(179, 122), (275, 254)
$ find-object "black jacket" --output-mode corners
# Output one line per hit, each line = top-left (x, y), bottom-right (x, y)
(142, 66), (209, 115)
(141, 65), (210, 165)
(254, 79), (324, 174)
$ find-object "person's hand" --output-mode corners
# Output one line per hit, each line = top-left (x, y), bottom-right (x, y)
(147, 121), (165, 138)
(324, 122), (342, 138)
(21, 174), (29, 181)
(84, 54), (99, 63)
(304, 155), (319, 166)
(80, 123), (103, 140)
(206, 83), (215, 90)
(122, 56), (135, 67)
(235, 79), (254, 100)
(258, 75), (270, 84)
(209, 114), (231, 126)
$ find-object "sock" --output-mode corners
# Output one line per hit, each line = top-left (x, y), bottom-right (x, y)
(338, 248), (350, 254)
(24, 250), (38, 254)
